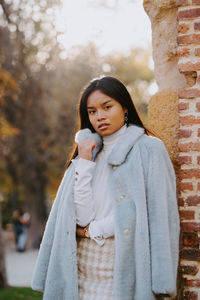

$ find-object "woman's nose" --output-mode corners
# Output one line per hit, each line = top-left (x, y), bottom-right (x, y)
(97, 110), (105, 120)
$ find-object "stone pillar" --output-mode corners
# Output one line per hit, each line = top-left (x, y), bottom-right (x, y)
(143, 0), (186, 168)
(177, 1), (200, 299)
(144, 0), (200, 299)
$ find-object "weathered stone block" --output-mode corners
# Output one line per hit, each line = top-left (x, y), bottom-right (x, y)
(148, 90), (179, 166)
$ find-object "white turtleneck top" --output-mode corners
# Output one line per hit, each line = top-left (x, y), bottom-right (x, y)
(72, 124), (127, 246)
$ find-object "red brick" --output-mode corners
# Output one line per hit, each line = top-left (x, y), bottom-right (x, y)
(178, 102), (189, 111)
(197, 157), (200, 164)
(178, 8), (200, 19)
(181, 264), (199, 275)
(196, 102), (200, 111)
(198, 182), (200, 189)
(178, 129), (192, 138)
(179, 116), (200, 125)
(192, 0), (200, 4)
(179, 88), (200, 98)
(186, 195), (200, 205)
(182, 232), (199, 247)
(179, 197), (185, 206)
(179, 62), (200, 72)
(195, 48), (200, 57)
(176, 0), (189, 4)
(197, 75), (200, 83)
(184, 291), (198, 300)
(179, 141), (200, 151)
(177, 34), (200, 45)
(186, 279), (200, 287)
(180, 248), (200, 261)
(198, 128), (200, 137)
(178, 155), (192, 164)
(194, 22), (200, 30)
(177, 47), (190, 58)
(180, 210), (195, 219)
(181, 222), (200, 232)
(186, 72), (197, 87)
(179, 169), (200, 179)
(178, 23), (190, 34)
(179, 181), (193, 190)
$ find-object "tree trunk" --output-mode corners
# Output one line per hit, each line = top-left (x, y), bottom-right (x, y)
(23, 171), (47, 249)
(26, 192), (46, 250)
(0, 205), (8, 289)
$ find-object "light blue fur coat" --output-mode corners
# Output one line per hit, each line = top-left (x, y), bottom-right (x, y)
(31, 125), (180, 300)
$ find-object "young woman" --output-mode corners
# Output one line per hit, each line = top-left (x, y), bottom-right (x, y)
(31, 76), (180, 300)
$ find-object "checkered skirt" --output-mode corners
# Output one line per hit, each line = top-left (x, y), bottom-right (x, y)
(77, 236), (115, 300)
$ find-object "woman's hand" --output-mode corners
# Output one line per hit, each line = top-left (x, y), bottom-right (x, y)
(78, 139), (96, 161)
(76, 224), (90, 238)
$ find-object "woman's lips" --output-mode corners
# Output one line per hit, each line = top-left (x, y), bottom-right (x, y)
(98, 123), (109, 131)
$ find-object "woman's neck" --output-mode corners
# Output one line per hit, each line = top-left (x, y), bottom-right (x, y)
(103, 124), (127, 152)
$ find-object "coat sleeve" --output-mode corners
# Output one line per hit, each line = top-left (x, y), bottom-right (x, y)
(146, 139), (180, 298)
(31, 166), (72, 291)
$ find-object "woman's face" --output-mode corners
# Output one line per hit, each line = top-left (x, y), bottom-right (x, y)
(87, 90), (127, 136)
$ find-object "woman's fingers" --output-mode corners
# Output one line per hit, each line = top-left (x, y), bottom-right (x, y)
(76, 225), (86, 238)
(78, 139), (96, 160)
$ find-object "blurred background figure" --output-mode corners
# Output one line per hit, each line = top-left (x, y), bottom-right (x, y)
(12, 210), (30, 252)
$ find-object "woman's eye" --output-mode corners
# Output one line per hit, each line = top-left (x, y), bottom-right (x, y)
(88, 110), (95, 115)
(105, 105), (111, 110)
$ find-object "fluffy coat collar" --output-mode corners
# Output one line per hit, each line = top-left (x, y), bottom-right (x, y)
(75, 124), (145, 166)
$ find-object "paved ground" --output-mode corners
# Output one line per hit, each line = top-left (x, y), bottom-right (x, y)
(3, 230), (39, 287)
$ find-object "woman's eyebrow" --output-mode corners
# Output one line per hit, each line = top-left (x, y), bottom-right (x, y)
(103, 100), (113, 105)
(87, 100), (113, 109)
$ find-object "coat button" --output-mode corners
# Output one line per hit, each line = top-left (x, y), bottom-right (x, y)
(75, 177), (78, 181)
(123, 228), (129, 235)
(75, 171), (79, 175)
(117, 195), (125, 202)
(112, 165), (117, 170)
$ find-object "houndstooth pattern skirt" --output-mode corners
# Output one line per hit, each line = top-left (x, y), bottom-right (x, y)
(77, 236), (115, 300)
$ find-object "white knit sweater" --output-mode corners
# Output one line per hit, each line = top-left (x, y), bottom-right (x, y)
(72, 124), (127, 245)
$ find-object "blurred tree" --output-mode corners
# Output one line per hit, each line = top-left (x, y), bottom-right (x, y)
(102, 48), (154, 123)
(0, 202), (7, 289)
(0, 68), (18, 289)
(0, 0), (61, 247)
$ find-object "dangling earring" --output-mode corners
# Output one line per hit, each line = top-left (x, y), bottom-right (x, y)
(124, 112), (128, 125)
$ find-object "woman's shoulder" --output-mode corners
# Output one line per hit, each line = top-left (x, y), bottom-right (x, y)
(126, 134), (167, 166)
(137, 134), (168, 156)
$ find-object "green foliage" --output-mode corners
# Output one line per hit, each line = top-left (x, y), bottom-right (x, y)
(102, 48), (154, 106)
(0, 287), (43, 300)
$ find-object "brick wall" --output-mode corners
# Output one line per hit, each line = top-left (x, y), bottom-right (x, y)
(177, 1), (200, 299)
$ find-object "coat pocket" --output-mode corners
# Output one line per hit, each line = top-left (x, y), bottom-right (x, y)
(115, 196), (136, 239)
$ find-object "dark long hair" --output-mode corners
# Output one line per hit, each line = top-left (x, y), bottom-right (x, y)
(66, 76), (155, 168)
